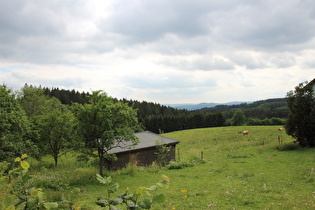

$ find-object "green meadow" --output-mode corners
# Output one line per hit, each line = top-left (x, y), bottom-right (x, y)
(2, 126), (315, 209)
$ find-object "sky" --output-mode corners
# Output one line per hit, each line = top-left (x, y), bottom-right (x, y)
(1, 0), (315, 104)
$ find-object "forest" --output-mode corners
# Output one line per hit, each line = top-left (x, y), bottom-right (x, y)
(42, 86), (288, 133)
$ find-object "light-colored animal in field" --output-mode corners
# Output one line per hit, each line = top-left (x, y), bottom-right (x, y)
(278, 128), (283, 131)
(242, 130), (249, 136)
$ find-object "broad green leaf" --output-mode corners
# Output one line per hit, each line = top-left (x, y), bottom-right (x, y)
(8, 168), (19, 175)
(110, 206), (123, 210)
(96, 174), (112, 185)
(124, 194), (134, 200)
(108, 183), (119, 194)
(96, 200), (109, 207)
(20, 160), (30, 170)
(30, 188), (39, 197)
(126, 201), (137, 208)
(135, 187), (147, 195)
(138, 198), (151, 209)
(162, 175), (170, 182)
(117, 192), (127, 198)
(38, 191), (45, 203)
(147, 185), (157, 191)
(152, 194), (166, 204)
(42, 202), (58, 209)
(109, 197), (123, 205)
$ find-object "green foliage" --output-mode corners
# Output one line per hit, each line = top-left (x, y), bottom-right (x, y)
(95, 174), (170, 209)
(19, 84), (49, 118)
(0, 85), (38, 161)
(74, 91), (141, 175)
(34, 98), (78, 166)
(20, 86), (80, 165)
(231, 110), (246, 126)
(167, 160), (194, 170)
(247, 117), (286, 125)
(286, 81), (315, 147)
(1, 155), (59, 209)
(154, 139), (171, 167)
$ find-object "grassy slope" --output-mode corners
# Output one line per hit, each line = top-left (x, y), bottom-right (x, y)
(2, 126), (314, 209)
(162, 126), (314, 209)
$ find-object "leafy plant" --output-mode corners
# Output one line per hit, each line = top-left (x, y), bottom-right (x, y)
(95, 174), (170, 209)
(154, 139), (171, 167)
(3, 154), (59, 209)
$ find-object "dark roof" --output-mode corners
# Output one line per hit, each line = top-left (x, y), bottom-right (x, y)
(107, 131), (180, 154)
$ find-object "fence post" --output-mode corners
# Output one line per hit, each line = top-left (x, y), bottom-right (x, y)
(177, 148), (180, 161)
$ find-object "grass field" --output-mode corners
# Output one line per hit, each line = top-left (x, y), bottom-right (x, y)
(2, 126), (315, 209)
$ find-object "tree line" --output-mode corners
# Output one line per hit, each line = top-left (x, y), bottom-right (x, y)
(41, 85), (288, 133)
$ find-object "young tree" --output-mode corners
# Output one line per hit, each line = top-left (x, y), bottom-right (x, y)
(231, 110), (246, 126)
(74, 91), (141, 175)
(34, 98), (78, 166)
(286, 81), (315, 147)
(19, 86), (78, 164)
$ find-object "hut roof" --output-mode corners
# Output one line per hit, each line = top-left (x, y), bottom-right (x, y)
(107, 131), (180, 155)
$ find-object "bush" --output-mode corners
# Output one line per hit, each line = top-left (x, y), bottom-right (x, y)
(167, 161), (194, 170)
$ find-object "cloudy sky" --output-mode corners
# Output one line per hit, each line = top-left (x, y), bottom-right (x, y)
(1, 0), (315, 104)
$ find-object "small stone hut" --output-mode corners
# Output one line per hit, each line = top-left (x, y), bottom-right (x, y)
(105, 131), (180, 170)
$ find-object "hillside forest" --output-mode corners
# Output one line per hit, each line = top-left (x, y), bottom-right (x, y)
(40, 85), (288, 134)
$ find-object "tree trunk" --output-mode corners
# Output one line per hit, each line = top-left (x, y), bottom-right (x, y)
(98, 147), (104, 176)
(54, 155), (58, 166)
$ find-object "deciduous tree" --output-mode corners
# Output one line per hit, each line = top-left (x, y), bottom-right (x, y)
(74, 91), (141, 175)
(34, 98), (78, 166)
(231, 110), (246, 126)
(286, 81), (315, 147)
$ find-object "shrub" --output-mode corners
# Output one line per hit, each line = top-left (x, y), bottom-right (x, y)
(167, 161), (194, 170)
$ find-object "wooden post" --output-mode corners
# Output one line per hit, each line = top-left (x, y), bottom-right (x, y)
(201, 151), (204, 160)
(278, 135), (281, 144)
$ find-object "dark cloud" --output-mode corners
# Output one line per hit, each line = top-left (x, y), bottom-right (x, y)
(212, 0), (315, 50)
(98, 0), (213, 44)
(1, 0), (315, 65)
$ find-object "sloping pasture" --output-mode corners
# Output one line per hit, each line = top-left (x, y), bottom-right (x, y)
(2, 126), (314, 209)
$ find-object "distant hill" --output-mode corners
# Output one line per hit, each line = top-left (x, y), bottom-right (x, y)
(166, 101), (252, 111)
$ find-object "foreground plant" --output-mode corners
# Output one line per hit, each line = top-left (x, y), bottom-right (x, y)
(95, 174), (170, 209)
(2, 154), (59, 209)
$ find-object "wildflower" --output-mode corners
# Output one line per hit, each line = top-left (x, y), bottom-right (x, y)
(180, 189), (187, 193)
(21, 154), (28, 159)
(182, 195), (188, 199)
(14, 157), (21, 162)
